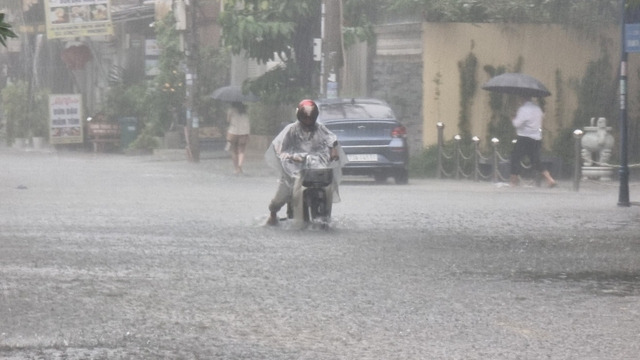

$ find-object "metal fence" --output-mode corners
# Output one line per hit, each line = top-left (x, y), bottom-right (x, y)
(434, 123), (640, 192)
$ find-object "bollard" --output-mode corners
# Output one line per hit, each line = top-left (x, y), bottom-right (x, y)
(573, 129), (583, 192)
(491, 138), (500, 183)
(454, 135), (461, 180)
(436, 123), (444, 179)
(472, 136), (480, 182)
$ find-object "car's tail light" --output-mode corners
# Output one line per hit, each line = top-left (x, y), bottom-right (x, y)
(391, 126), (406, 138)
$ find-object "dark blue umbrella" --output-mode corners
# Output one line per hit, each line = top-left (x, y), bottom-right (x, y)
(482, 73), (551, 98)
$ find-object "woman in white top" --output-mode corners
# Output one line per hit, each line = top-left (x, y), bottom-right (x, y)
(509, 95), (556, 187)
(226, 102), (251, 174)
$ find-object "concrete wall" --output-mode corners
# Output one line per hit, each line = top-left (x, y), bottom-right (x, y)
(421, 23), (627, 148)
(372, 23), (424, 154)
(372, 58), (423, 154)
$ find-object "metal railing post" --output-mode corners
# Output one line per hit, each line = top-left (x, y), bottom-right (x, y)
(472, 136), (480, 182)
(573, 129), (583, 192)
(491, 138), (500, 183)
(454, 135), (461, 180)
(436, 123), (444, 179)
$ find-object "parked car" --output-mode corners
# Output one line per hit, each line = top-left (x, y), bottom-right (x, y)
(315, 98), (409, 184)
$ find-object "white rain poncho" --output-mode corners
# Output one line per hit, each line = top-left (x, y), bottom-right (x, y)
(265, 121), (348, 203)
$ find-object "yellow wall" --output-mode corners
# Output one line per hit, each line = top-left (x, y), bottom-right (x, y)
(422, 23), (628, 149)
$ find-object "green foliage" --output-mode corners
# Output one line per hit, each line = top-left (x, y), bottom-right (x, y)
(196, 46), (231, 129)
(457, 48), (477, 142)
(342, 0), (385, 46)
(100, 10), (230, 148)
(220, 0), (381, 61)
(219, 0), (385, 105)
(0, 13), (17, 48)
(552, 46), (618, 171)
(482, 58), (524, 152)
(1, 81), (29, 141)
(247, 60), (310, 106)
(219, 0), (311, 64)
(128, 132), (159, 150)
(408, 139), (477, 178)
(248, 103), (293, 136)
(484, 65), (510, 146)
(31, 88), (50, 138)
(550, 127), (575, 177)
(432, 71), (442, 122)
(1, 81), (49, 144)
(153, 12), (186, 126)
(408, 143), (440, 178)
(104, 84), (149, 121)
(219, 0), (319, 105)
(570, 48), (617, 130)
(388, 0), (620, 31)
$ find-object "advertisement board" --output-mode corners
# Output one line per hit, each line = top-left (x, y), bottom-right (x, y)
(49, 94), (83, 144)
(44, 0), (113, 39)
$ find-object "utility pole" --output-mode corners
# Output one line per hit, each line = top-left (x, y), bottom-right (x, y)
(185, 0), (200, 162)
(323, 0), (340, 99)
(618, 0), (631, 206)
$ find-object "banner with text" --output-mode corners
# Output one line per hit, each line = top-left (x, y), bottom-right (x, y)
(44, 0), (113, 39)
(49, 94), (83, 144)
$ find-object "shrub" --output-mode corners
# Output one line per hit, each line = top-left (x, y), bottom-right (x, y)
(129, 131), (159, 150)
(409, 143), (440, 178)
(1, 81), (49, 145)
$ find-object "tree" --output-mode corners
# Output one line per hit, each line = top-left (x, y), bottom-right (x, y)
(387, 0), (622, 26)
(0, 13), (17, 48)
(219, 0), (384, 104)
(218, 0), (320, 104)
(219, 0), (636, 105)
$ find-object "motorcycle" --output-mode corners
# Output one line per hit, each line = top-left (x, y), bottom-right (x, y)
(264, 121), (348, 229)
(285, 154), (335, 227)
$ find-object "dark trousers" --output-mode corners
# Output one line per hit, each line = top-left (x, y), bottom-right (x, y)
(510, 136), (543, 176)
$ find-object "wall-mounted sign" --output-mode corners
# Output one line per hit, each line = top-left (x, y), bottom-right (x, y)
(44, 0), (113, 39)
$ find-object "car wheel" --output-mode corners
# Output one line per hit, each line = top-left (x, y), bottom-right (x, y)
(394, 169), (409, 185)
(374, 173), (388, 183)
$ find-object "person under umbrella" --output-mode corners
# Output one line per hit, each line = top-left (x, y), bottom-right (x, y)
(509, 95), (556, 188)
(226, 102), (250, 175)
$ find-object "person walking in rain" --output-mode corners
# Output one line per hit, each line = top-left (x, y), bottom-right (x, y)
(509, 95), (556, 188)
(226, 102), (250, 175)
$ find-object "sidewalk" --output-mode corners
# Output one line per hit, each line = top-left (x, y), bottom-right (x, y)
(2, 142), (638, 198)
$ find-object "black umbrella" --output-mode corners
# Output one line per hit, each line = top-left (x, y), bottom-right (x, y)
(209, 85), (260, 102)
(481, 73), (551, 98)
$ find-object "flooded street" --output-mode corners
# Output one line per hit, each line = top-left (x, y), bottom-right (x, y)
(1, 149), (639, 359)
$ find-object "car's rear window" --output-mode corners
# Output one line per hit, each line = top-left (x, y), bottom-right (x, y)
(324, 122), (396, 138)
(318, 103), (395, 121)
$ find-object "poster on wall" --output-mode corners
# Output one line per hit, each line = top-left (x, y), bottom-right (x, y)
(44, 0), (113, 39)
(49, 94), (83, 144)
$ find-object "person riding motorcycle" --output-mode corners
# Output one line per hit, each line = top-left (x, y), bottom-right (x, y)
(265, 99), (347, 226)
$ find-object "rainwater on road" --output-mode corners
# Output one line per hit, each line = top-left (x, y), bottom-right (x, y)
(1, 148), (639, 359)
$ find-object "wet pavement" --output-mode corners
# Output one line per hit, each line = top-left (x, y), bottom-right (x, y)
(1, 147), (639, 359)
